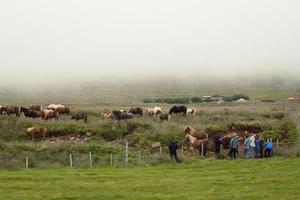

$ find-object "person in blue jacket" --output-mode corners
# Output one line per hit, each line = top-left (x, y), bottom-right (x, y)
(264, 138), (273, 158)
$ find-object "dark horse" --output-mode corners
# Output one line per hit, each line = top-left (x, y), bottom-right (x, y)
(169, 105), (187, 115)
(112, 111), (134, 120)
(20, 107), (40, 118)
(71, 112), (88, 122)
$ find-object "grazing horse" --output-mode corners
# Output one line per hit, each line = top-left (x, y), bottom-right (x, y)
(159, 113), (170, 122)
(101, 112), (115, 121)
(112, 110), (134, 120)
(0, 105), (21, 117)
(28, 105), (42, 111)
(146, 108), (155, 116)
(21, 107), (40, 118)
(154, 107), (162, 115)
(48, 104), (70, 115)
(128, 107), (143, 116)
(42, 109), (58, 120)
(187, 108), (196, 116)
(20, 107), (29, 117)
(55, 107), (70, 115)
(147, 107), (162, 116)
(169, 105), (187, 115)
(71, 112), (88, 122)
(48, 104), (65, 110)
(27, 127), (47, 141)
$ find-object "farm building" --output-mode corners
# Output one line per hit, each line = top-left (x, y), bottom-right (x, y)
(202, 95), (224, 103)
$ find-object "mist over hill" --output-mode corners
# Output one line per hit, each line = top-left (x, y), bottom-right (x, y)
(1, 75), (299, 104)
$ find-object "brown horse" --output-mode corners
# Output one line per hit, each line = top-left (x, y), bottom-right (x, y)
(159, 113), (170, 122)
(28, 105), (42, 111)
(27, 127), (47, 141)
(55, 107), (70, 115)
(128, 107), (143, 116)
(0, 105), (20, 117)
(43, 109), (58, 120)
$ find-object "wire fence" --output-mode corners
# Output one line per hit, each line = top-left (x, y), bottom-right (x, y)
(1, 140), (298, 169)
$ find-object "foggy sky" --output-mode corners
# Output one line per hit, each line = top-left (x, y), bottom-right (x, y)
(1, 0), (300, 86)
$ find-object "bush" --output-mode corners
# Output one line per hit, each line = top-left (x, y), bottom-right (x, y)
(224, 94), (250, 102)
(143, 97), (190, 104)
(191, 97), (203, 103)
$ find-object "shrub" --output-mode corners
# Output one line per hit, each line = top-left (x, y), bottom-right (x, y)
(191, 97), (203, 103)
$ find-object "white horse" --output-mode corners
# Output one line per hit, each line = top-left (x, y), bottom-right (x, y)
(187, 108), (196, 116)
(146, 108), (155, 116)
(48, 104), (65, 110)
(154, 107), (163, 115)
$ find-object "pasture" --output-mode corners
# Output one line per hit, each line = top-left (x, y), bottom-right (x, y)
(0, 100), (299, 168)
(0, 157), (300, 200)
(1, 84), (300, 169)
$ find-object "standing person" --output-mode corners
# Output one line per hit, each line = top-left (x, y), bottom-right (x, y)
(264, 138), (273, 158)
(249, 134), (256, 158)
(243, 135), (251, 159)
(259, 136), (265, 158)
(169, 139), (179, 163)
(229, 133), (239, 159)
(214, 134), (223, 159)
(254, 135), (261, 158)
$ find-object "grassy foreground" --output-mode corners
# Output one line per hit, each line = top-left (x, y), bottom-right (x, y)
(0, 158), (299, 200)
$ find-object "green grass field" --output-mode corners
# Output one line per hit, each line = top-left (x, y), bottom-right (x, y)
(0, 157), (299, 200)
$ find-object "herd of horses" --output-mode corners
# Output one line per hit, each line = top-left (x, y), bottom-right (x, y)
(1, 104), (255, 154)
(0, 104), (196, 122)
(0, 104), (197, 141)
(0, 104), (70, 120)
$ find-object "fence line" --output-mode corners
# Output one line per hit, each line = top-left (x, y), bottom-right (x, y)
(17, 140), (298, 169)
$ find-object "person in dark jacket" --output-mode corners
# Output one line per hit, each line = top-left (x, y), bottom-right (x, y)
(169, 139), (179, 163)
(214, 135), (223, 159)
(259, 137), (265, 158)
(254, 135), (260, 159)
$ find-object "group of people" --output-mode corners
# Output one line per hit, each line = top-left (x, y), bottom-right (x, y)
(168, 132), (274, 162)
(242, 134), (273, 159)
(227, 133), (273, 160)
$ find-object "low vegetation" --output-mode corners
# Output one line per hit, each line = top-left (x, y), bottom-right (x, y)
(143, 94), (250, 104)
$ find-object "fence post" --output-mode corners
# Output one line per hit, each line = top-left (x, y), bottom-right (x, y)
(110, 153), (113, 167)
(89, 152), (92, 167)
(220, 144), (223, 156)
(160, 147), (162, 155)
(125, 140), (128, 166)
(201, 143), (204, 157)
(25, 157), (28, 169)
(69, 154), (73, 168)
(181, 146), (184, 157)
(138, 151), (141, 165)
(276, 139), (279, 156)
